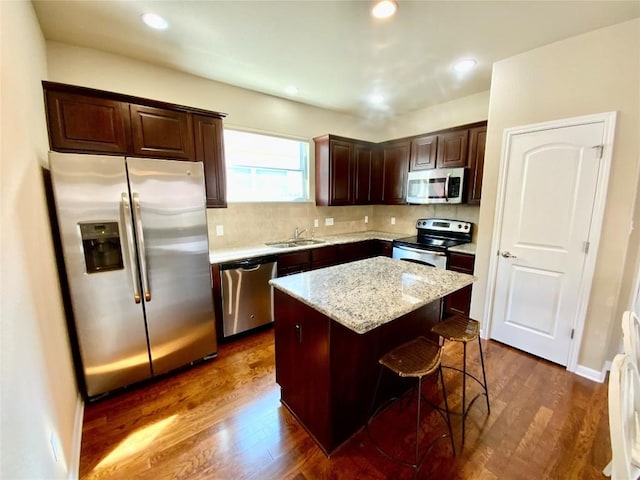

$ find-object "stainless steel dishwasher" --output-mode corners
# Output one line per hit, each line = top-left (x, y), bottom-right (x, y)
(219, 255), (278, 338)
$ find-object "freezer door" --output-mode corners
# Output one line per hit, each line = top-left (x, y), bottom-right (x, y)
(49, 152), (152, 397)
(126, 157), (217, 375)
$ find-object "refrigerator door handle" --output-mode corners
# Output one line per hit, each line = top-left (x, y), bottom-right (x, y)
(132, 193), (151, 302)
(120, 193), (141, 304)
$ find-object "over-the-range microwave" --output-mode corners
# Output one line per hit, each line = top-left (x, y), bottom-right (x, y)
(406, 167), (465, 204)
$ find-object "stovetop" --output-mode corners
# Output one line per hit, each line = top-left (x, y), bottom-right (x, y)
(392, 218), (473, 252)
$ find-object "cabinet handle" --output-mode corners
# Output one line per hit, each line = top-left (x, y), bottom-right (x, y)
(295, 323), (302, 343)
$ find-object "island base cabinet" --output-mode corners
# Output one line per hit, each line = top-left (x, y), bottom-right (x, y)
(273, 289), (441, 455)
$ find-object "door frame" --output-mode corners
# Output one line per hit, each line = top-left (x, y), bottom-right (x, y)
(482, 111), (617, 373)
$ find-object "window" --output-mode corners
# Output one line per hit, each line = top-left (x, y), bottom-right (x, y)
(223, 129), (310, 202)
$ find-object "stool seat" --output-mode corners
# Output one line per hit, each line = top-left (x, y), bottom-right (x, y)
(367, 336), (455, 478)
(380, 336), (442, 378)
(431, 315), (479, 342)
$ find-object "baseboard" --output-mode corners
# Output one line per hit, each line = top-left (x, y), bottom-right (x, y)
(68, 394), (84, 480)
(574, 364), (607, 383)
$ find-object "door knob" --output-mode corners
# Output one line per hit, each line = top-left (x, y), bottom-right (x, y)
(501, 251), (517, 259)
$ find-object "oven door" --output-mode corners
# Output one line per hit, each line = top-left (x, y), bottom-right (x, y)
(392, 245), (447, 269)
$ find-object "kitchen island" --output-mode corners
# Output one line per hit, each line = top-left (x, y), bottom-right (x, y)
(269, 256), (474, 455)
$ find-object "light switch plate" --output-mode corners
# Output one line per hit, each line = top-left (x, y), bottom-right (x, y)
(314, 219), (319, 228)
(364, 215), (369, 224)
(390, 217), (396, 225)
(216, 225), (224, 236)
(325, 217), (334, 226)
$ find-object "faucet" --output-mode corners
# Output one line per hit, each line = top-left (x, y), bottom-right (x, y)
(293, 227), (307, 240)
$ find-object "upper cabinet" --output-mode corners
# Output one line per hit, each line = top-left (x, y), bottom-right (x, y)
(466, 125), (487, 204)
(43, 82), (228, 208)
(436, 129), (469, 169)
(129, 105), (194, 160)
(409, 134), (437, 170)
(381, 140), (410, 205)
(409, 129), (468, 171)
(314, 121), (486, 206)
(45, 90), (130, 154)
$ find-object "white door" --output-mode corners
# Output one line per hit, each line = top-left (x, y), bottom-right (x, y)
(490, 122), (605, 366)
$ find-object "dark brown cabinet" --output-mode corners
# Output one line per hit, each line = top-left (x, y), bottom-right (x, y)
(193, 114), (227, 207)
(467, 125), (487, 204)
(354, 142), (386, 204)
(277, 250), (312, 277)
(45, 90), (130, 154)
(444, 252), (475, 317)
(382, 140), (410, 204)
(315, 135), (383, 206)
(129, 105), (194, 160)
(409, 129), (468, 171)
(409, 134), (437, 170)
(436, 129), (469, 168)
(43, 82), (228, 208)
(311, 245), (339, 270)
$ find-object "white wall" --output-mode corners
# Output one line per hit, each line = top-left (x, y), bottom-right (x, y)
(0, 2), (80, 478)
(473, 18), (640, 371)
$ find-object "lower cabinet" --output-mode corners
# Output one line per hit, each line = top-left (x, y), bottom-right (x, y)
(444, 252), (475, 317)
(277, 250), (312, 277)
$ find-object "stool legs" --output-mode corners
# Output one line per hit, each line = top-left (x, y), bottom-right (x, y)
(455, 337), (490, 446)
(367, 366), (455, 477)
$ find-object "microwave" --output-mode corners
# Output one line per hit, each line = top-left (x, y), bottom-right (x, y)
(406, 167), (466, 204)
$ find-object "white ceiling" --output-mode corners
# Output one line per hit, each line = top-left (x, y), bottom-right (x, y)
(33, 1), (640, 118)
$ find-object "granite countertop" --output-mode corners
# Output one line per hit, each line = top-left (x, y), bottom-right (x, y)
(448, 243), (476, 255)
(209, 230), (406, 264)
(269, 256), (475, 334)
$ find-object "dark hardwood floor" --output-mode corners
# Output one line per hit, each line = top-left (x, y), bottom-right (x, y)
(79, 327), (611, 479)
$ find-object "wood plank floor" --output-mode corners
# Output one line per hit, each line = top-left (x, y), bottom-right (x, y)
(79, 327), (611, 479)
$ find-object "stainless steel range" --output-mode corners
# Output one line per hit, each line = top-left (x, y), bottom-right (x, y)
(392, 218), (473, 269)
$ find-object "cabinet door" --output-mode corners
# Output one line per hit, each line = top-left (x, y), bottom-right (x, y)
(409, 134), (437, 171)
(369, 148), (384, 204)
(467, 126), (486, 204)
(329, 139), (354, 205)
(354, 143), (373, 204)
(277, 250), (311, 277)
(130, 105), (195, 159)
(445, 252), (475, 316)
(436, 130), (469, 168)
(382, 141), (410, 204)
(194, 114), (227, 208)
(45, 90), (129, 154)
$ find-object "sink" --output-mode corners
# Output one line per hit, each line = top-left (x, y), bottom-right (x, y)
(265, 241), (298, 248)
(265, 239), (326, 248)
(291, 239), (326, 246)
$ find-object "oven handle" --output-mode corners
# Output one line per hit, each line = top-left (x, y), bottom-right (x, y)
(394, 245), (446, 256)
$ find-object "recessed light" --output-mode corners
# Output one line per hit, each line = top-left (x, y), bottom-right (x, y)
(454, 59), (477, 73)
(369, 93), (385, 105)
(142, 13), (169, 30)
(284, 85), (299, 96)
(372, 0), (398, 19)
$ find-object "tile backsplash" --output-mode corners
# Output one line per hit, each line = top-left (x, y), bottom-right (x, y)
(207, 203), (480, 249)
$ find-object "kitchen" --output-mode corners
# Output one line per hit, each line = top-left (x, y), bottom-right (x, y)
(2, 1), (640, 479)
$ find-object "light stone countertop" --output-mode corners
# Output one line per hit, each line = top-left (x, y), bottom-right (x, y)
(209, 230), (407, 264)
(269, 256), (475, 334)
(448, 243), (476, 255)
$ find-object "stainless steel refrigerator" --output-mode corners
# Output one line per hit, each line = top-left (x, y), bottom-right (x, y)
(49, 152), (217, 399)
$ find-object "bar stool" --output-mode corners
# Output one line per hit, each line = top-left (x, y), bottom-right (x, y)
(366, 336), (455, 479)
(431, 315), (490, 446)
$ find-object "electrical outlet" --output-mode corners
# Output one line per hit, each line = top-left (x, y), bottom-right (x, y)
(215, 225), (224, 236)
(364, 215), (369, 224)
(314, 219), (319, 228)
(325, 217), (334, 226)
(390, 217), (396, 225)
